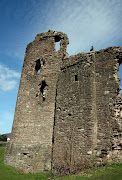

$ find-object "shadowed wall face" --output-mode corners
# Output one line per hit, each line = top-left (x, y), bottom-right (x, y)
(52, 53), (96, 174)
(52, 47), (122, 174)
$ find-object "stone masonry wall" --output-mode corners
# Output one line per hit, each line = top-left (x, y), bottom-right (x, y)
(52, 47), (122, 174)
(52, 53), (97, 174)
(4, 31), (122, 175)
(93, 47), (122, 164)
(4, 31), (69, 173)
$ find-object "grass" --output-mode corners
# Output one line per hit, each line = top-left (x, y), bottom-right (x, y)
(0, 146), (53, 180)
(56, 163), (122, 180)
(0, 146), (122, 180)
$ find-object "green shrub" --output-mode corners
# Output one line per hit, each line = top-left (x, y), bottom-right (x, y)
(0, 135), (7, 141)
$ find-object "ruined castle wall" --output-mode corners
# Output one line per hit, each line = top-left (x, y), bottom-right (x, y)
(52, 53), (97, 174)
(94, 48), (121, 154)
(94, 47), (122, 162)
(4, 31), (122, 175)
(52, 47), (122, 174)
(94, 47), (122, 164)
(4, 31), (69, 173)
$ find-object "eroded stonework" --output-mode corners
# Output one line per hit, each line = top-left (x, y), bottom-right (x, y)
(4, 31), (122, 175)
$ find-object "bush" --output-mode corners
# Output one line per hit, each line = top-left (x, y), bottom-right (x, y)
(0, 135), (7, 141)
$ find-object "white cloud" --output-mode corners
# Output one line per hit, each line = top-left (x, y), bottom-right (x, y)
(34, 0), (122, 55)
(0, 64), (20, 91)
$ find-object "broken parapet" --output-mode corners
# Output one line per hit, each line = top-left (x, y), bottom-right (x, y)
(4, 31), (122, 175)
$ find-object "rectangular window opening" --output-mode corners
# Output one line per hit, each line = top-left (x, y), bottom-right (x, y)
(75, 75), (78, 81)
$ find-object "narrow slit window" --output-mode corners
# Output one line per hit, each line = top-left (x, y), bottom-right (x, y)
(75, 75), (78, 81)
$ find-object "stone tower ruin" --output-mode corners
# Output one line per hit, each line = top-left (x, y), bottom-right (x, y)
(5, 31), (122, 175)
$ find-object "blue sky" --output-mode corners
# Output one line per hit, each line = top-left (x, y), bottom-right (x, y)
(0, 0), (122, 134)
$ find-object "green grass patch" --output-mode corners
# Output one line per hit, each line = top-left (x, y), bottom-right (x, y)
(0, 146), (53, 180)
(0, 146), (122, 180)
(57, 164), (122, 180)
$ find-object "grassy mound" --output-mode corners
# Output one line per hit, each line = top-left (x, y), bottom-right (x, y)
(0, 146), (122, 180)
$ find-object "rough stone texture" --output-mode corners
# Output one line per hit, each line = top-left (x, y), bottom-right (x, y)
(4, 31), (69, 173)
(4, 31), (122, 175)
(52, 47), (122, 174)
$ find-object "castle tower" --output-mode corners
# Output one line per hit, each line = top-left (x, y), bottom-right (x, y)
(4, 31), (69, 173)
(5, 31), (122, 175)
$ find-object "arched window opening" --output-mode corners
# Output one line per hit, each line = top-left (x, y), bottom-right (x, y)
(38, 80), (48, 101)
(54, 35), (61, 51)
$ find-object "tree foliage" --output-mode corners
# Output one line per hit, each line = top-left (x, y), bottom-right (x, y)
(0, 135), (7, 141)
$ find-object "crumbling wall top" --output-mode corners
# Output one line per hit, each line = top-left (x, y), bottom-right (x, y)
(26, 31), (69, 59)
(61, 46), (122, 70)
(35, 30), (69, 42)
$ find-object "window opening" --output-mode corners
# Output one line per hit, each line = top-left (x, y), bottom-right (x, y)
(38, 80), (48, 101)
(54, 35), (61, 51)
(35, 59), (41, 72)
(35, 58), (45, 73)
(42, 97), (46, 101)
(75, 75), (78, 81)
(55, 41), (60, 51)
